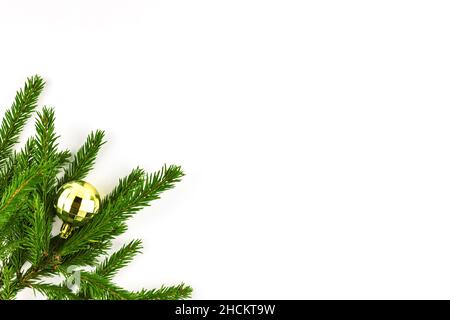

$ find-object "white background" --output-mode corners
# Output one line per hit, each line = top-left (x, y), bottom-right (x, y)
(1, 0), (450, 299)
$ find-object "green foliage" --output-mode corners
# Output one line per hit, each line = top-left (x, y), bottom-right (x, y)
(0, 76), (191, 300)
(33, 283), (78, 300)
(0, 165), (43, 230)
(0, 265), (14, 299)
(58, 130), (105, 186)
(131, 284), (194, 300)
(23, 195), (52, 265)
(95, 239), (143, 280)
(0, 76), (45, 168)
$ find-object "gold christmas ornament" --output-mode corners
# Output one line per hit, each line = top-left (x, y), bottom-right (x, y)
(55, 181), (101, 239)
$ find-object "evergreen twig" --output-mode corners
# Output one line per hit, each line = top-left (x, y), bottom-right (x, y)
(58, 130), (105, 186)
(0, 76), (45, 168)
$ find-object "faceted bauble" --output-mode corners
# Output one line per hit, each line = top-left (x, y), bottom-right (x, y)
(55, 180), (101, 239)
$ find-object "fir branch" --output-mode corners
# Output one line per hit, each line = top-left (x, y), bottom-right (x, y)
(0, 265), (15, 299)
(104, 165), (184, 219)
(95, 240), (143, 280)
(0, 166), (42, 231)
(58, 130), (105, 186)
(34, 107), (60, 202)
(33, 107), (71, 208)
(34, 107), (59, 163)
(130, 284), (193, 300)
(106, 164), (185, 237)
(3, 214), (28, 275)
(17, 137), (36, 168)
(79, 272), (132, 300)
(60, 241), (112, 269)
(0, 76), (45, 168)
(100, 167), (146, 206)
(78, 275), (192, 300)
(0, 138), (35, 190)
(23, 194), (52, 266)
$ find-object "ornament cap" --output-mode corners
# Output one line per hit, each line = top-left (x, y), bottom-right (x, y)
(60, 222), (74, 239)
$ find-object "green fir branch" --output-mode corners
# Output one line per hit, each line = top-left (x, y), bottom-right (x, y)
(95, 240), (143, 280)
(58, 130), (105, 186)
(23, 194), (52, 266)
(0, 265), (15, 299)
(0, 137), (35, 191)
(34, 107), (59, 165)
(79, 272), (132, 300)
(0, 76), (45, 168)
(130, 284), (193, 300)
(0, 165), (42, 231)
